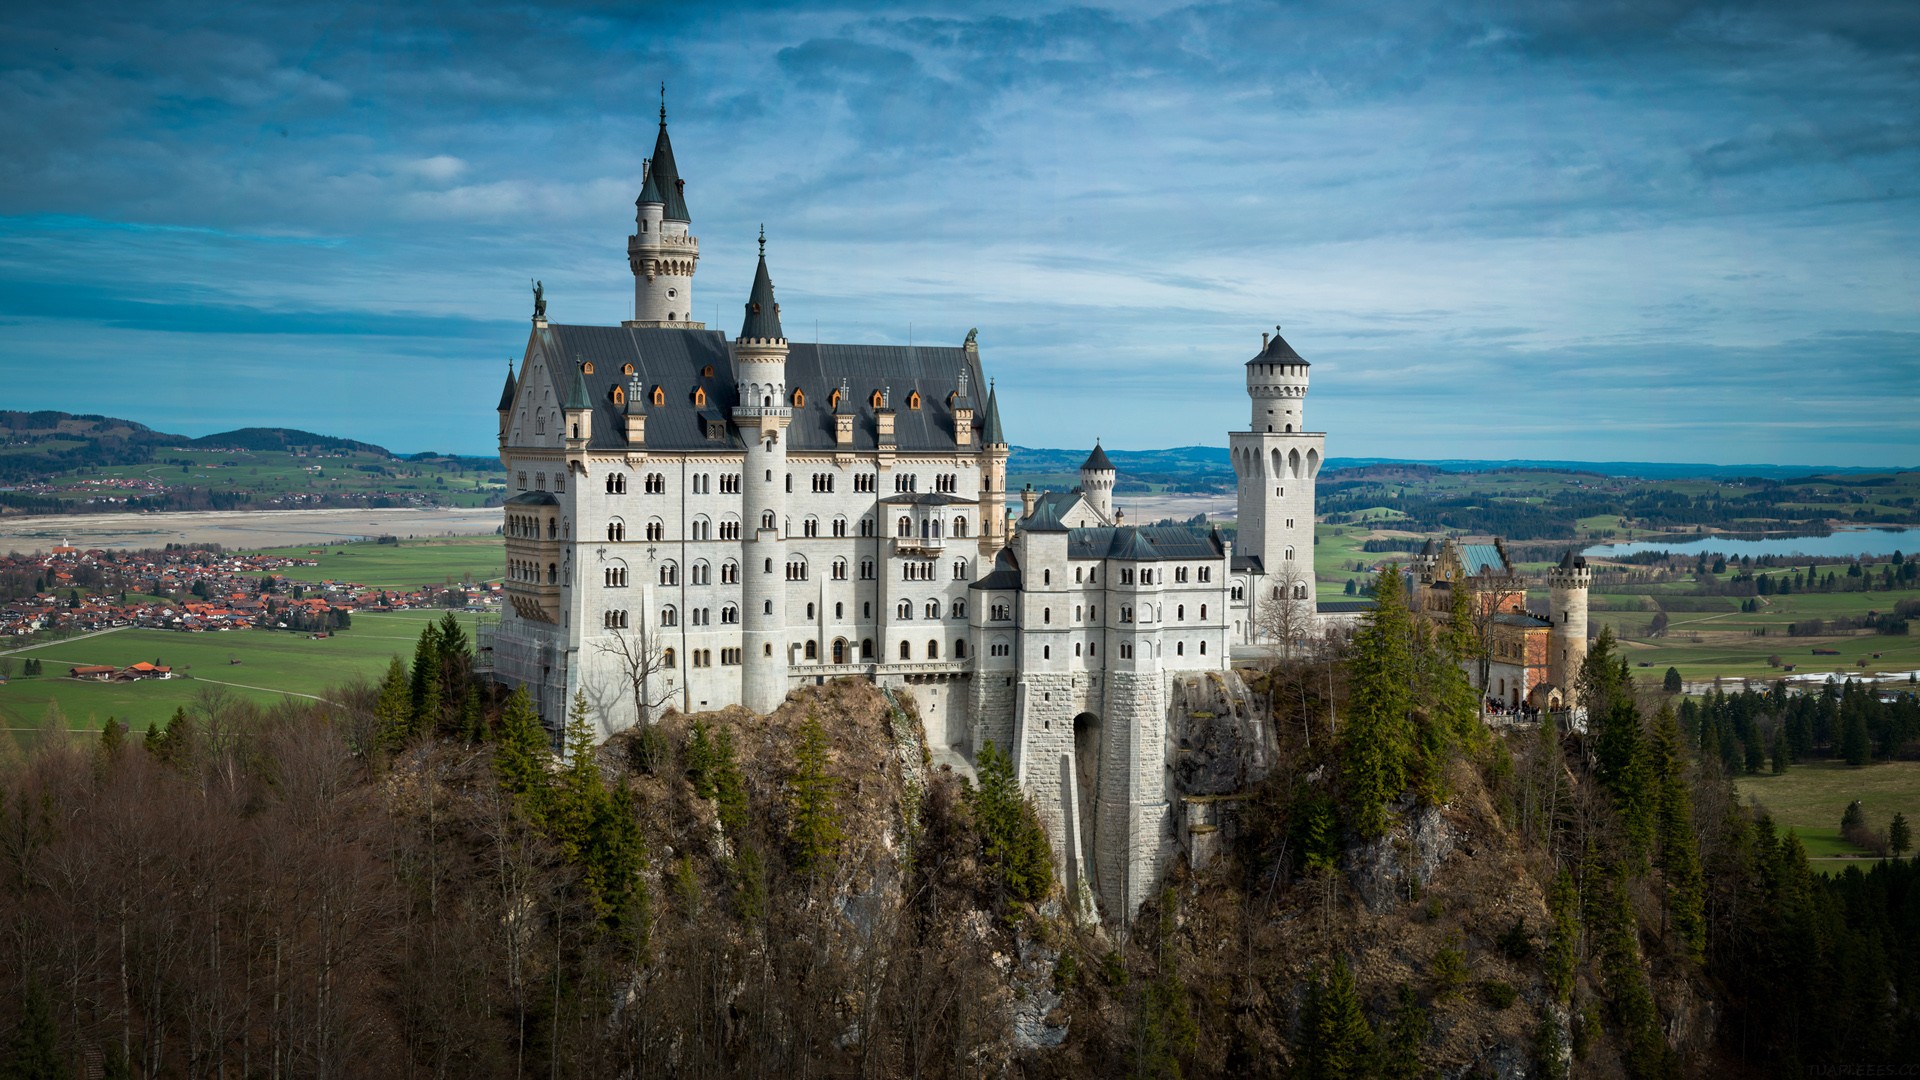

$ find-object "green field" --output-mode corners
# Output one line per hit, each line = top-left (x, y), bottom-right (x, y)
(41, 446), (503, 509)
(242, 537), (504, 588)
(1737, 760), (1920, 870)
(0, 611), (472, 739)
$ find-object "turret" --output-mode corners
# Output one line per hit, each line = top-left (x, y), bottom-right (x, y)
(1080, 442), (1115, 523)
(952, 367), (975, 448)
(1246, 326), (1310, 434)
(731, 230), (792, 714)
(833, 378), (855, 448)
(979, 379), (1009, 552)
(1228, 325), (1323, 607)
(626, 92), (702, 328)
(496, 363), (517, 451)
(563, 361), (592, 447)
(1547, 551), (1593, 694)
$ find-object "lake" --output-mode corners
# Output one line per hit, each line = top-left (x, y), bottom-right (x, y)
(1584, 527), (1920, 561)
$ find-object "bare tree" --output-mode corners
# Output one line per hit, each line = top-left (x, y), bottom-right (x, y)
(1255, 566), (1317, 662)
(592, 624), (678, 734)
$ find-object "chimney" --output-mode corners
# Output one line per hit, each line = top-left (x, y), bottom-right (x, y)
(875, 387), (896, 448)
(1261, 331), (1270, 350)
(1021, 483), (1036, 517)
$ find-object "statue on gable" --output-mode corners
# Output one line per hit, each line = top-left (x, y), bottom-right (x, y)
(532, 279), (546, 321)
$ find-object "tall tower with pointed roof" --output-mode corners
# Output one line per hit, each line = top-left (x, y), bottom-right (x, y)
(734, 231), (791, 713)
(1229, 327), (1324, 620)
(627, 91), (703, 328)
(1080, 442), (1115, 523)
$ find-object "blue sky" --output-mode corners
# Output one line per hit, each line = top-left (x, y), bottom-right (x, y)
(1, 1), (1915, 465)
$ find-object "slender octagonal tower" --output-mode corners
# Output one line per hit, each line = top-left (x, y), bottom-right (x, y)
(1229, 327), (1323, 607)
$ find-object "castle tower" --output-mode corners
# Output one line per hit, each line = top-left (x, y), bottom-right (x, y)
(1228, 327), (1324, 602)
(980, 380), (1009, 552)
(495, 363), (517, 452)
(1547, 551), (1592, 694)
(1080, 442), (1115, 523)
(733, 231), (791, 714)
(626, 94), (702, 328)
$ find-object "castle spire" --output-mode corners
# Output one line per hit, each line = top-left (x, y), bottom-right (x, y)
(982, 379), (1005, 445)
(738, 229), (784, 341)
(644, 87), (689, 222)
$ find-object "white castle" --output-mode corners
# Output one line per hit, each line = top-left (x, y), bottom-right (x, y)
(491, 106), (1329, 921)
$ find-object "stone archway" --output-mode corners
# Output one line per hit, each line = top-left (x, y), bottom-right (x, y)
(832, 637), (847, 665)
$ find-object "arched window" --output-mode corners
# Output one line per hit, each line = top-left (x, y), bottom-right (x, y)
(897, 516), (911, 537)
(792, 388), (806, 407)
(832, 558), (848, 580)
(606, 519), (625, 542)
(762, 511), (776, 531)
(953, 559), (969, 580)
(1176, 641), (1185, 656)
(954, 516), (968, 537)
(954, 639), (966, 659)
(1200, 603), (1208, 619)
(862, 639), (875, 659)
(651, 386), (666, 407)
(645, 519), (664, 541)
(611, 385), (626, 406)
(660, 605), (678, 627)
(1177, 605), (1185, 621)
(900, 640), (912, 660)
(897, 600), (913, 619)
(803, 516), (819, 538)
(927, 639), (938, 659)
(907, 390), (921, 410)
(722, 604), (738, 624)
(692, 560), (710, 585)
(1285, 546), (1295, 562)
(804, 640), (818, 660)
(925, 600), (941, 619)
(604, 563), (628, 588)
(659, 561), (678, 586)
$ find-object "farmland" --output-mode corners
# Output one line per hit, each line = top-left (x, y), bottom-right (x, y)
(241, 537), (504, 589)
(0, 611), (473, 742)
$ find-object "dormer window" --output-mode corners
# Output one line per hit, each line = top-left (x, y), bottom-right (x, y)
(651, 386), (666, 407)
(703, 364), (715, 378)
(870, 390), (884, 409)
(792, 388), (805, 408)
(622, 362), (636, 375)
(829, 388), (842, 410)
(611, 385), (626, 406)
(693, 387), (708, 407)
(907, 391), (922, 410)
(581, 361), (594, 375)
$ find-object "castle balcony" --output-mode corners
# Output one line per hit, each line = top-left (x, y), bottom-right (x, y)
(793, 660), (971, 681)
(891, 536), (946, 556)
(730, 406), (792, 421)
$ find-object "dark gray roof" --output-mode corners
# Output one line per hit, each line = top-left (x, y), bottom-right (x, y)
(641, 116), (690, 222)
(970, 547), (1022, 591)
(1557, 550), (1586, 570)
(506, 490), (559, 506)
(1494, 612), (1552, 629)
(739, 251), (783, 341)
(496, 367), (517, 411)
(529, 325), (986, 453)
(981, 383), (1005, 445)
(1317, 600), (1374, 613)
(1231, 554), (1264, 574)
(1081, 443), (1112, 472)
(1019, 490), (1083, 532)
(1065, 526), (1225, 562)
(1247, 329), (1308, 367)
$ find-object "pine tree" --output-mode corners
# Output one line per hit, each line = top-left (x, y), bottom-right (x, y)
(1298, 956), (1373, 1080)
(373, 655), (414, 751)
(1342, 563), (1414, 838)
(1663, 667), (1683, 694)
(971, 742), (1055, 904)
(786, 715), (844, 879)
(1890, 812), (1912, 858)
(3, 982), (61, 1080)
(1841, 706), (1871, 766)
(1375, 984), (1429, 1080)
(1649, 703), (1705, 959)
(98, 716), (126, 759)
(409, 622), (443, 733)
(1545, 869), (1579, 1005)
(491, 686), (553, 824)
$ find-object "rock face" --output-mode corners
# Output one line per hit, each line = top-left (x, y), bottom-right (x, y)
(1346, 797), (1458, 914)
(1170, 671), (1265, 872)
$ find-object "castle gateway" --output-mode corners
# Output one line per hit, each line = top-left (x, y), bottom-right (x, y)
(490, 107), (1333, 922)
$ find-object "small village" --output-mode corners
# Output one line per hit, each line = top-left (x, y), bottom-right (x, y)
(0, 541), (500, 644)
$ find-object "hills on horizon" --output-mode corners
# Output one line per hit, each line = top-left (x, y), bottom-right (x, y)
(2, 411), (1909, 485)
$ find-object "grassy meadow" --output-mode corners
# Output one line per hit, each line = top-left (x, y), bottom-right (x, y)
(1736, 760), (1920, 870)
(50, 446), (503, 508)
(0, 610), (471, 742)
(241, 536), (504, 588)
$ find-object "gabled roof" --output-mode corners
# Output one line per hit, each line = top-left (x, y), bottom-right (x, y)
(970, 547), (1023, 591)
(1494, 612), (1552, 628)
(1247, 328), (1309, 367)
(524, 325), (986, 453)
(739, 246), (784, 342)
(1081, 442), (1113, 472)
(1020, 490), (1085, 532)
(496, 366), (518, 411)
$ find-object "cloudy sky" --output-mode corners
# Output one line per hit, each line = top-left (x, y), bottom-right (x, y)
(2, 1), (1915, 465)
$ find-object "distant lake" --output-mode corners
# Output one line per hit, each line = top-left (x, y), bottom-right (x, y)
(1584, 527), (1920, 561)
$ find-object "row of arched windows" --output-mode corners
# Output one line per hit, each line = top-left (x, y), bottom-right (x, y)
(512, 559), (557, 585)
(894, 598), (966, 620)
(506, 514), (556, 540)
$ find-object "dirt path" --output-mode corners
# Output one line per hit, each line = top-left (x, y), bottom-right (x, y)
(1, 625), (129, 655)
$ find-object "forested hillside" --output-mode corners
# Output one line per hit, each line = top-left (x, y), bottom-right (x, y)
(4, 603), (1919, 1075)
